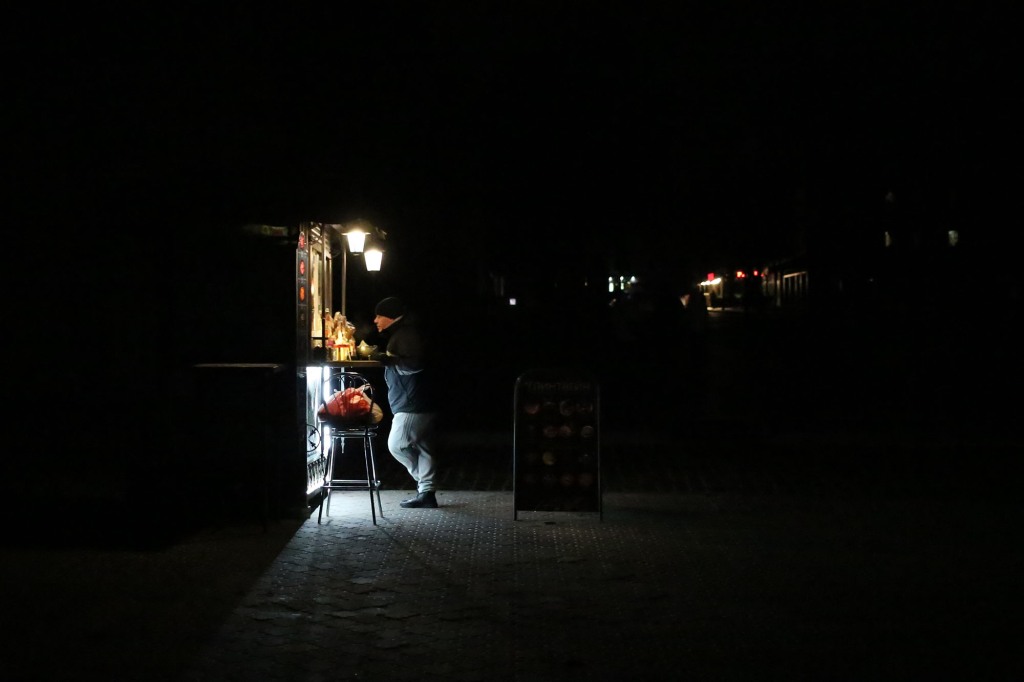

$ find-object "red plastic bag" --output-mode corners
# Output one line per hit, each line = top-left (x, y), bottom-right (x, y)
(325, 387), (371, 417)
(318, 386), (381, 425)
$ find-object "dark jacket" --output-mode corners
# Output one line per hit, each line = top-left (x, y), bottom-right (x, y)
(371, 314), (436, 414)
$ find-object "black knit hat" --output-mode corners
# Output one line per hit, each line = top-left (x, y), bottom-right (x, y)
(375, 296), (407, 319)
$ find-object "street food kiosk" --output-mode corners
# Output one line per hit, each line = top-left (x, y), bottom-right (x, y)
(295, 221), (385, 511)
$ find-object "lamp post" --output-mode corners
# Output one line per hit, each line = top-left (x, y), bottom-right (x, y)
(338, 222), (385, 318)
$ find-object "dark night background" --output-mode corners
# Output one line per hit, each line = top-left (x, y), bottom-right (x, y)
(5, 9), (1024, 679)
(5, 5), (1018, 509)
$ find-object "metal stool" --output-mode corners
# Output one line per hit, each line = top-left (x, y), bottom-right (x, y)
(316, 371), (384, 525)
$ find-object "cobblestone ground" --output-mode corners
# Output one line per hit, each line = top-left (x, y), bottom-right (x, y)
(5, 308), (1019, 681)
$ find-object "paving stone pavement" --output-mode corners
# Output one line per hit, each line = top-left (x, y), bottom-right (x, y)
(5, 429), (1020, 682)
(8, 307), (1021, 681)
(175, 484), (1021, 682)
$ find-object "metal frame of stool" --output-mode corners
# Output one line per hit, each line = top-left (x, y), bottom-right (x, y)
(316, 372), (384, 525)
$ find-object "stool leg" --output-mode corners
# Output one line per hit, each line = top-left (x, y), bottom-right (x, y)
(318, 449), (326, 524)
(325, 436), (333, 516)
(327, 436), (342, 517)
(317, 434), (329, 524)
(367, 437), (384, 517)
(363, 434), (377, 525)
(319, 437), (338, 523)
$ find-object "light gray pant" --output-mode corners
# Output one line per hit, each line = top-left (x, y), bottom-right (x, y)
(388, 412), (437, 493)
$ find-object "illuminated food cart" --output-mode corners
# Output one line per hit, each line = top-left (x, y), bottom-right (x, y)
(295, 221), (386, 508)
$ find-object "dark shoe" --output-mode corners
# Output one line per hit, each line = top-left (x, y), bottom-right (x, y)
(400, 491), (438, 508)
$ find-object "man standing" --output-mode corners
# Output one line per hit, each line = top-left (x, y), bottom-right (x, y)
(370, 296), (439, 508)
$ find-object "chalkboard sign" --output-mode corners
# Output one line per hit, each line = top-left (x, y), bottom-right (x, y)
(513, 369), (601, 520)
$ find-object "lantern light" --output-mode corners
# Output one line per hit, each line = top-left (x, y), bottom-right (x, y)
(364, 248), (383, 272)
(345, 229), (366, 254)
